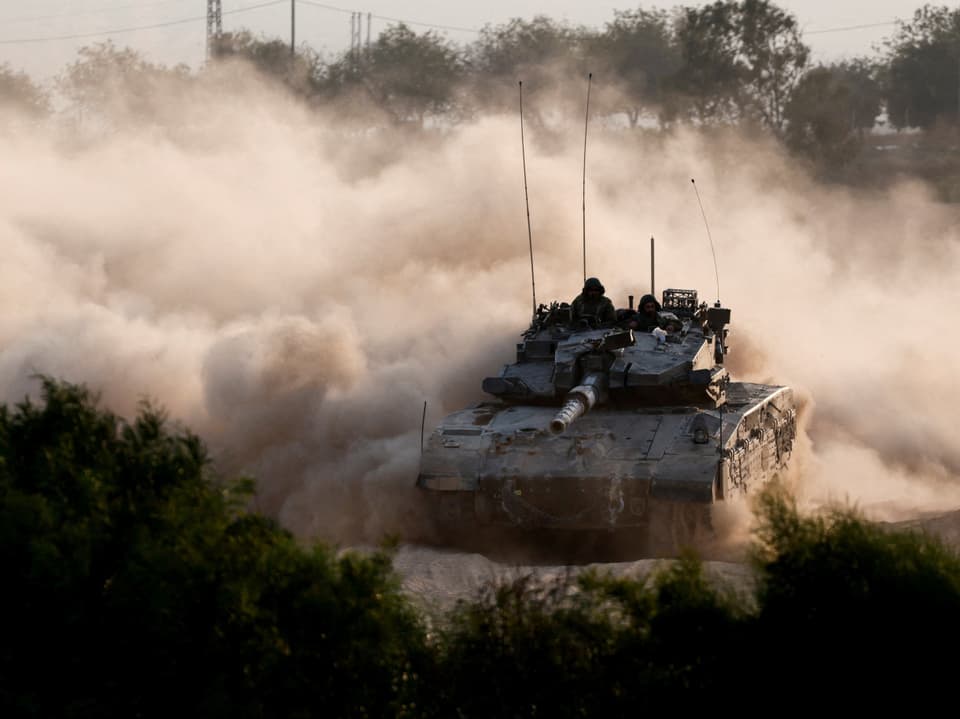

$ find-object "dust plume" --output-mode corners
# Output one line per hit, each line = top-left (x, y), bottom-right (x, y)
(1, 63), (958, 544)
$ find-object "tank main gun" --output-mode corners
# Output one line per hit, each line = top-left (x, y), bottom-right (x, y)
(549, 331), (630, 433)
(550, 373), (606, 434)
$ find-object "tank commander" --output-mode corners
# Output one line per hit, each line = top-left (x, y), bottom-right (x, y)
(571, 277), (617, 327)
(623, 293), (662, 332)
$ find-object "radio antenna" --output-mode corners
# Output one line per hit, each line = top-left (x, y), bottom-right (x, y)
(691, 178), (721, 304)
(650, 236), (655, 296)
(420, 400), (427, 455)
(519, 81), (537, 317)
(581, 72), (592, 284)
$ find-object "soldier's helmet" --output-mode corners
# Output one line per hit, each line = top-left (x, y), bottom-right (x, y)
(583, 277), (605, 294)
(638, 293), (661, 313)
(659, 311), (683, 331)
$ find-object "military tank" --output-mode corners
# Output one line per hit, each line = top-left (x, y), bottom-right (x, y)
(416, 286), (797, 555)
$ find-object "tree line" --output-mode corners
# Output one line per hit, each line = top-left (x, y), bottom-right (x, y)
(4, 2), (960, 167)
(2, 376), (959, 716)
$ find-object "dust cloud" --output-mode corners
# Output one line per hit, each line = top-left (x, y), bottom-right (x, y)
(1, 65), (958, 546)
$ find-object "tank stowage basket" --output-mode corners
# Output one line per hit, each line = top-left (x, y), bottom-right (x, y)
(662, 288), (698, 316)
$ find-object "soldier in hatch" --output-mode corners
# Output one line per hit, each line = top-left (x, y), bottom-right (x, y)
(624, 293), (662, 332)
(571, 277), (617, 327)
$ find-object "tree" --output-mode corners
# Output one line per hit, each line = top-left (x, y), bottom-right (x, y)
(57, 41), (191, 126)
(785, 66), (864, 167)
(784, 60), (882, 167)
(590, 9), (681, 127)
(673, 0), (809, 131)
(672, 2), (742, 124)
(465, 16), (590, 118)
(319, 23), (463, 126)
(833, 59), (885, 133)
(884, 4), (960, 128)
(211, 30), (322, 98)
(0, 64), (49, 120)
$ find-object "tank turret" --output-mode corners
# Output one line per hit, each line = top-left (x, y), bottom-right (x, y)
(482, 289), (731, 419)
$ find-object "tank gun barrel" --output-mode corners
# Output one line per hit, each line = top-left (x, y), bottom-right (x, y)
(550, 373), (606, 434)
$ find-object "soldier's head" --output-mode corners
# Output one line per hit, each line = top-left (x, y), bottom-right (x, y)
(639, 293), (659, 317)
(582, 277), (605, 300)
(660, 312), (682, 333)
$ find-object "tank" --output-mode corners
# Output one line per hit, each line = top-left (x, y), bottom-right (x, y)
(416, 288), (798, 555)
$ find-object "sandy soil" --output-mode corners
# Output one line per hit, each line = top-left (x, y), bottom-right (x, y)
(391, 509), (960, 613)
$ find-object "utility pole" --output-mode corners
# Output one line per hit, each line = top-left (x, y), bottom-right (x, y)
(366, 12), (371, 52)
(349, 12), (363, 63)
(290, 0), (296, 57)
(205, 0), (222, 60)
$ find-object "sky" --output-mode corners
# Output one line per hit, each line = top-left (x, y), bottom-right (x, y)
(0, 0), (937, 81)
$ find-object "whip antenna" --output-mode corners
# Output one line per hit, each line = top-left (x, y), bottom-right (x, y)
(420, 400), (427, 454)
(519, 81), (537, 317)
(650, 236), (655, 296)
(581, 72), (592, 283)
(691, 178), (721, 304)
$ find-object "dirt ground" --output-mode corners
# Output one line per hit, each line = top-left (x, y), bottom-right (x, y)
(391, 509), (960, 613)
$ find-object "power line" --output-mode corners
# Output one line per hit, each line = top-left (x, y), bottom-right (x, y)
(0, 2), (908, 51)
(0, 0), (286, 45)
(298, 1), (481, 34)
(804, 20), (899, 36)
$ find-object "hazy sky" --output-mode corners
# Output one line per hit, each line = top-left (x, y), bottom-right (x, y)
(0, 0), (936, 80)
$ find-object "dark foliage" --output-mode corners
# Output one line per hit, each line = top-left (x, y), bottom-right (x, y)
(3, 380), (959, 716)
(0, 378), (424, 718)
(884, 4), (960, 128)
(785, 61), (883, 168)
(750, 487), (960, 708)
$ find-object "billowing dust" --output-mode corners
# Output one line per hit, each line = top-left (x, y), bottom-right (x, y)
(2, 63), (959, 558)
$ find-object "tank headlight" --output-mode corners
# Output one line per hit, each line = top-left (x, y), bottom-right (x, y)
(691, 415), (711, 444)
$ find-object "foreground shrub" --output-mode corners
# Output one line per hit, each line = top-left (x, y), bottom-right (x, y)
(3, 378), (959, 716)
(751, 486), (960, 705)
(0, 378), (423, 718)
(434, 555), (746, 716)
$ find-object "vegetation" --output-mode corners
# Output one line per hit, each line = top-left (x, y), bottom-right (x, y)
(784, 62), (883, 168)
(319, 24), (464, 126)
(0, 63), (49, 119)
(2, 378), (959, 716)
(0, 378), (424, 718)
(10, 2), (960, 180)
(884, 4), (960, 129)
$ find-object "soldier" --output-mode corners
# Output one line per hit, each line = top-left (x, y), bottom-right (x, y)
(625, 293), (661, 332)
(659, 311), (683, 334)
(571, 277), (617, 327)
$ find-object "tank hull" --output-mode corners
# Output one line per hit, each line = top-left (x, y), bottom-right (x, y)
(417, 382), (796, 533)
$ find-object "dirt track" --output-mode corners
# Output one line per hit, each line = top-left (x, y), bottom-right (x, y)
(393, 544), (755, 613)
(392, 509), (960, 612)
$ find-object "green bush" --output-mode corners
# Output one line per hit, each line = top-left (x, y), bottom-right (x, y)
(750, 486), (960, 704)
(3, 378), (959, 716)
(0, 378), (423, 718)
(435, 555), (745, 716)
